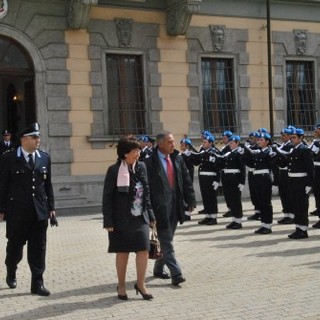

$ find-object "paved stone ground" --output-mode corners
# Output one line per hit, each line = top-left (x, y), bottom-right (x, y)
(0, 196), (320, 320)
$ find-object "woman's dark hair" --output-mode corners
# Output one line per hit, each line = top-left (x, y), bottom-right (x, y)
(117, 135), (141, 160)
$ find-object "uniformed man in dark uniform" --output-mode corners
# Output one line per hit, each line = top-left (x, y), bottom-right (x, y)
(278, 128), (314, 239)
(192, 134), (221, 225)
(276, 127), (294, 224)
(243, 131), (261, 220)
(219, 135), (246, 229)
(0, 129), (14, 154)
(0, 123), (56, 296)
(245, 133), (275, 234)
(138, 135), (152, 160)
(309, 124), (320, 227)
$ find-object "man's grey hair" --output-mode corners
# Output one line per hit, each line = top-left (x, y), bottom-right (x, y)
(156, 131), (172, 143)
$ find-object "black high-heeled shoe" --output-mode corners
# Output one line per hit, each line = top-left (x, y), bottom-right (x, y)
(117, 286), (128, 300)
(134, 283), (153, 300)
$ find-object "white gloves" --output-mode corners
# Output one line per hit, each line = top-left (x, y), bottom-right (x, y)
(209, 156), (216, 163)
(250, 149), (261, 154)
(305, 186), (312, 194)
(183, 150), (192, 156)
(311, 145), (320, 154)
(238, 184), (245, 192)
(238, 147), (244, 155)
(269, 150), (276, 157)
(212, 181), (219, 190)
(276, 147), (289, 155)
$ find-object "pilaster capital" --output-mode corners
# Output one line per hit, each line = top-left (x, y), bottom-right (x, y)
(67, 0), (98, 29)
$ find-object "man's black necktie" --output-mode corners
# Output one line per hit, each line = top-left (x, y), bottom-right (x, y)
(28, 154), (35, 170)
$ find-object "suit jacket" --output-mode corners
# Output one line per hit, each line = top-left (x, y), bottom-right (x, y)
(102, 161), (155, 230)
(144, 148), (196, 229)
(0, 147), (55, 221)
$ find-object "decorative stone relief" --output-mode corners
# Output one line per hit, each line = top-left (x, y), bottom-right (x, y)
(67, 0), (98, 29)
(166, 0), (201, 36)
(210, 25), (225, 52)
(294, 29), (308, 55)
(115, 19), (133, 47)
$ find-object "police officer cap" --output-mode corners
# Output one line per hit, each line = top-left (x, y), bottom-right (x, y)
(260, 133), (272, 140)
(222, 130), (233, 138)
(203, 134), (215, 143)
(292, 128), (304, 136)
(249, 131), (259, 137)
(281, 128), (293, 135)
(229, 135), (241, 142)
(20, 122), (40, 137)
(314, 123), (320, 130)
(2, 129), (11, 136)
(258, 128), (268, 133)
(138, 135), (148, 143)
(201, 130), (211, 136)
(180, 138), (192, 146)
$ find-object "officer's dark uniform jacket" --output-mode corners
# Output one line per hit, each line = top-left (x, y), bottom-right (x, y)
(219, 147), (246, 186)
(0, 140), (14, 155)
(139, 146), (153, 161)
(144, 148), (196, 229)
(192, 146), (221, 182)
(0, 147), (55, 221)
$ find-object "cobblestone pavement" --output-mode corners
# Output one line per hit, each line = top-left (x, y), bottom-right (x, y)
(1, 196), (320, 320)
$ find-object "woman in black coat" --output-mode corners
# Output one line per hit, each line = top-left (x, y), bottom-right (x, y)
(102, 136), (155, 300)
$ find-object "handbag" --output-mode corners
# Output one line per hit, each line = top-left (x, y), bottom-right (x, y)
(149, 225), (162, 260)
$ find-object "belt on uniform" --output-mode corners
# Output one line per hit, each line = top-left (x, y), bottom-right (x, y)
(279, 167), (288, 170)
(248, 167), (254, 172)
(288, 172), (307, 177)
(314, 162), (320, 166)
(223, 169), (240, 174)
(199, 171), (217, 176)
(253, 169), (270, 175)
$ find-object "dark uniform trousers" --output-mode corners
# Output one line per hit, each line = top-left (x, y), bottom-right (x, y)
(199, 175), (218, 214)
(278, 169), (293, 214)
(247, 169), (259, 212)
(222, 182), (242, 218)
(252, 173), (273, 224)
(314, 166), (320, 216)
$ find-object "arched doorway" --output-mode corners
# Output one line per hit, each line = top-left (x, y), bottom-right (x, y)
(0, 35), (35, 142)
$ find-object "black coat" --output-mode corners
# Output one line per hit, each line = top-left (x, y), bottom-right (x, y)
(0, 147), (55, 221)
(102, 161), (155, 230)
(144, 148), (196, 229)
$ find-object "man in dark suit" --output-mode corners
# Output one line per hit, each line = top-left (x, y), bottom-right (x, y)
(0, 123), (56, 296)
(0, 129), (14, 155)
(145, 131), (196, 286)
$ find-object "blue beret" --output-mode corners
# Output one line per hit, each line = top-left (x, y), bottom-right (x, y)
(138, 135), (148, 143)
(249, 131), (259, 137)
(314, 123), (320, 130)
(281, 128), (293, 135)
(203, 134), (215, 143)
(287, 125), (296, 131)
(260, 133), (272, 140)
(229, 135), (241, 142)
(201, 130), (211, 136)
(292, 128), (304, 135)
(180, 138), (192, 146)
(258, 128), (268, 133)
(222, 130), (233, 138)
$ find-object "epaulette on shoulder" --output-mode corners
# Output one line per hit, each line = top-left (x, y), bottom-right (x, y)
(1, 148), (15, 156)
(38, 149), (49, 155)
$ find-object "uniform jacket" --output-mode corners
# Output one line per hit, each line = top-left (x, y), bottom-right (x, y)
(0, 147), (54, 221)
(0, 140), (14, 155)
(144, 148), (196, 229)
(102, 161), (155, 230)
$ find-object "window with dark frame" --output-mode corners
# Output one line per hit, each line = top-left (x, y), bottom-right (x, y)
(106, 54), (146, 136)
(286, 60), (316, 132)
(201, 58), (237, 134)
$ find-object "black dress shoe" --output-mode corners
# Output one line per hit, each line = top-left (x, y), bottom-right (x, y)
(198, 209), (206, 214)
(153, 271), (170, 279)
(223, 211), (233, 218)
(277, 217), (294, 224)
(226, 222), (242, 229)
(247, 213), (261, 221)
(31, 285), (51, 296)
(254, 226), (272, 234)
(312, 220), (320, 229)
(198, 218), (217, 225)
(288, 228), (308, 239)
(117, 286), (128, 300)
(6, 277), (17, 289)
(171, 274), (186, 286)
(309, 209), (318, 216)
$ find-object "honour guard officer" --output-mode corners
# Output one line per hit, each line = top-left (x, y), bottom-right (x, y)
(245, 133), (275, 234)
(309, 124), (320, 227)
(243, 131), (261, 220)
(0, 129), (14, 155)
(179, 137), (197, 182)
(138, 135), (152, 161)
(219, 135), (246, 229)
(279, 128), (314, 239)
(276, 127), (294, 224)
(192, 135), (221, 225)
(0, 123), (56, 296)
(146, 136), (155, 153)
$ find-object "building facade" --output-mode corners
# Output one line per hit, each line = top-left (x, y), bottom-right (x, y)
(0, 0), (319, 212)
